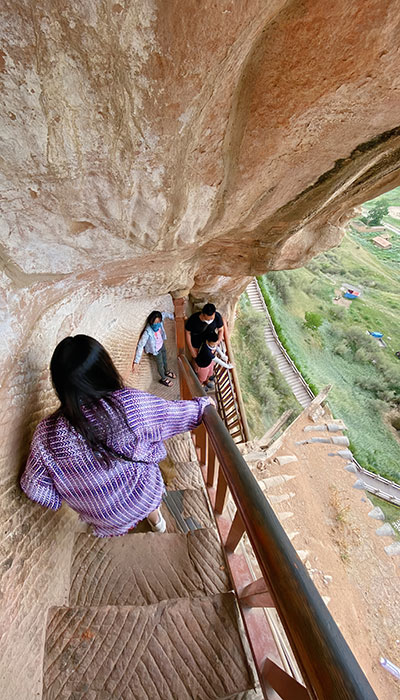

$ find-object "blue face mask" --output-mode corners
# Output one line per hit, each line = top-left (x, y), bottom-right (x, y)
(151, 322), (162, 331)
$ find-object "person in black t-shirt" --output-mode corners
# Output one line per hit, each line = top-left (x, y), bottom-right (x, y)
(185, 303), (224, 359)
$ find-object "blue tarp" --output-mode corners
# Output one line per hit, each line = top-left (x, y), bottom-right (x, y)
(344, 292), (358, 299)
(369, 331), (383, 338)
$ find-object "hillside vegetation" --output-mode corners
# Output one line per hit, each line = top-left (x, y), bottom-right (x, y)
(257, 218), (400, 483)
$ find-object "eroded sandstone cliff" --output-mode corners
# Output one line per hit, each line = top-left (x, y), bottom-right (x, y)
(1, 1), (400, 696)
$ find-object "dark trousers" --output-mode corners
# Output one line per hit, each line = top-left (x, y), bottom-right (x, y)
(154, 345), (168, 380)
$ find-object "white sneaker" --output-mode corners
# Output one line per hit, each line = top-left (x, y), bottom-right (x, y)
(147, 510), (166, 533)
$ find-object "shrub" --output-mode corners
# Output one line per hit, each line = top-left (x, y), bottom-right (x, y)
(304, 311), (323, 330)
(382, 366), (400, 392)
(342, 327), (377, 356)
(356, 377), (397, 404)
(333, 341), (350, 357)
(267, 271), (292, 304)
(305, 259), (319, 274)
(361, 199), (389, 226)
(354, 348), (369, 363)
(330, 306), (346, 321)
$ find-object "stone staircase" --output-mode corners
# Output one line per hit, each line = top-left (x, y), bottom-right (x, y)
(41, 430), (256, 699)
(245, 279), (312, 408)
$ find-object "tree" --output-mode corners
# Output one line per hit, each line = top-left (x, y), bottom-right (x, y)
(304, 311), (323, 330)
(361, 198), (389, 227)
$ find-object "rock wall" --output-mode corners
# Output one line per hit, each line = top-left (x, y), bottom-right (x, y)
(1, 1), (400, 696)
(0, 287), (174, 698)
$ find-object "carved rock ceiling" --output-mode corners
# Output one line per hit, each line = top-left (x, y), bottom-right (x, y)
(1, 0), (400, 305)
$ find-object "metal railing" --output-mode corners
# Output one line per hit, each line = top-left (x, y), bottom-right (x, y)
(177, 351), (378, 700)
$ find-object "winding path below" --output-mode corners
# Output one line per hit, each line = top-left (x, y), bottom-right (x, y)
(245, 279), (400, 507)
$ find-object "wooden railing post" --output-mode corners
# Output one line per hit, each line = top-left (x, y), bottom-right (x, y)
(262, 659), (310, 700)
(239, 577), (274, 608)
(225, 510), (245, 552)
(206, 439), (216, 487)
(195, 423), (207, 466)
(214, 467), (228, 515)
(173, 297), (191, 400)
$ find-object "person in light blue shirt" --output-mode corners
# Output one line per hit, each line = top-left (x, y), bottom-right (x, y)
(132, 310), (176, 386)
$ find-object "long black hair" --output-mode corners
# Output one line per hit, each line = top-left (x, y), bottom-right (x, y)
(145, 310), (162, 327)
(50, 335), (126, 464)
(139, 310), (162, 339)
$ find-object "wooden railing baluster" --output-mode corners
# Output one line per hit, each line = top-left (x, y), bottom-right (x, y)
(196, 423), (207, 466)
(225, 510), (245, 552)
(262, 659), (310, 700)
(206, 439), (216, 487)
(215, 466), (228, 515)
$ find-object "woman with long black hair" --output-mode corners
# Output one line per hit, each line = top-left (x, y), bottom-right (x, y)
(132, 310), (176, 387)
(20, 335), (210, 537)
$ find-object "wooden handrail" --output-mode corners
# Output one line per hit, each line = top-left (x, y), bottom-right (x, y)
(178, 354), (378, 700)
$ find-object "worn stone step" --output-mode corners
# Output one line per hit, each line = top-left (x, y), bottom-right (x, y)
(43, 594), (254, 700)
(69, 528), (230, 607)
(165, 460), (204, 491)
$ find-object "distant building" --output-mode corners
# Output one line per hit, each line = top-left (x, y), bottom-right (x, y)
(372, 236), (392, 249)
(340, 283), (362, 299)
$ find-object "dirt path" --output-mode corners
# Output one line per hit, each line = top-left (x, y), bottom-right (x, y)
(258, 411), (400, 700)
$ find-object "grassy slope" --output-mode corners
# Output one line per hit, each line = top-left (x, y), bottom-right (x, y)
(258, 232), (400, 483)
(350, 225), (400, 268)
